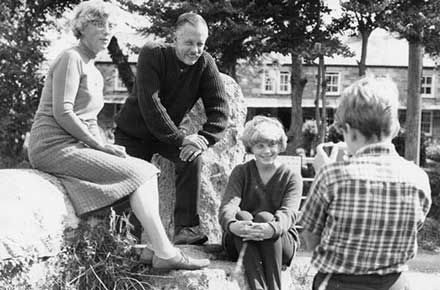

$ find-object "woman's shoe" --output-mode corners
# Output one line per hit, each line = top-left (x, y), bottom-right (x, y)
(152, 250), (210, 270)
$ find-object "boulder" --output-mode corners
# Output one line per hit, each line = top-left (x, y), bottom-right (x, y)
(152, 73), (247, 242)
(0, 73), (250, 289)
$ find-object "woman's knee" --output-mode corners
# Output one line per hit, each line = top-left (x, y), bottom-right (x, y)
(254, 211), (274, 223)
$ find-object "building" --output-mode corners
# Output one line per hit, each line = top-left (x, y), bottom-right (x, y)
(96, 29), (440, 142)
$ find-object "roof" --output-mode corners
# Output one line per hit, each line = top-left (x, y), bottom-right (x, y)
(261, 29), (438, 68)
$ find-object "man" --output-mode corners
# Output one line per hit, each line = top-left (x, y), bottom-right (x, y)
(114, 12), (229, 245)
(299, 76), (431, 290)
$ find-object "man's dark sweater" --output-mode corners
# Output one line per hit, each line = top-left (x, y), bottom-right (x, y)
(115, 43), (229, 147)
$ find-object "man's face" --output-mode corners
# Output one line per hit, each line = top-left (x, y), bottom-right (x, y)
(174, 22), (208, 65)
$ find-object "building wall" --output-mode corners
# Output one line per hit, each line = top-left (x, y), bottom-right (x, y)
(97, 61), (440, 142)
(236, 62), (440, 141)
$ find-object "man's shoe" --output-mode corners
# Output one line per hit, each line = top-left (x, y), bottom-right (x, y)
(152, 250), (210, 270)
(173, 226), (208, 245)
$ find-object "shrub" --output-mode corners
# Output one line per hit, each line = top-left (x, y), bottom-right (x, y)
(392, 128), (427, 166)
(426, 141), (440, 162)
(425, 165), (440, 222)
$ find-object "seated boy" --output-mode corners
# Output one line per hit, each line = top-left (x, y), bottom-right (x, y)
(299, 76), (431, 290)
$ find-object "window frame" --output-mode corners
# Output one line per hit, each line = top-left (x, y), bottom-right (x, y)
(114, 69), (127, 91)
(325, 72), (341, 96)
(262, 69), (276, 94)
(279, 71), (291, 94)
(421, 74), (435, 98)
(421, 111), (433, 136)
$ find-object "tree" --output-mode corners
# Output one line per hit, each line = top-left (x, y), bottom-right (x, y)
(119, 0), (266, 79)
(333, 0), (390, 76)
(381, 0), (440, 164)
(247, 0), (351, 152)
(0, 0), (79, 166)
(118, 0), (350, 153)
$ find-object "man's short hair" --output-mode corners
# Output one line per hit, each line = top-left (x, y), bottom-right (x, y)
(335, 76), (400, 140)
(241, 115), (288, 153)
(175, 12), (208, 31)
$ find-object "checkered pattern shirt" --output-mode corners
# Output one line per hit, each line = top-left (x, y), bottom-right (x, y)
(299, 143), (431, 275)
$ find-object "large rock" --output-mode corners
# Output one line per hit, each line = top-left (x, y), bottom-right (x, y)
(0, 169), (80, 289)
(152, 73), (247, 242)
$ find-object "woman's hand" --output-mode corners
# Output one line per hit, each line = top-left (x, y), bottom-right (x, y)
(229, 221), (274, 241)
(100, 144), (127, 158)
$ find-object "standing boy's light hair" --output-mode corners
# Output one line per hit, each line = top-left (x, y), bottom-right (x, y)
(335, 76), (400, 140)
(241, 116), (287, 153)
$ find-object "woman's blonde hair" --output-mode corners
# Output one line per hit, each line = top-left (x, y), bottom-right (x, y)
(241, 116), (288, 153)
(70, 0), (114, 39)
(335, 75), (400, 140)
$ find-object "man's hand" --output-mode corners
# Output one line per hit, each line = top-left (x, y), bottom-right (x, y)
(182, 134), (208, 151)
(100, 144), (127, 158)
(179, 144), (202, 162)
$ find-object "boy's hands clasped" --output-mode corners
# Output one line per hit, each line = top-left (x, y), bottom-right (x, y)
(179, 134), (208, 162)
(229, 221), (275, 241)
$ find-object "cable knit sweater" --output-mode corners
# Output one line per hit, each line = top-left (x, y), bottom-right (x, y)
(115, 43), (229, 147)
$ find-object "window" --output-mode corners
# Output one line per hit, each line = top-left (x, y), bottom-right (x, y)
(421, 75), (434, 97)
(279, 71), (291, 94)
(325, 72), (340, 95)
(114, 69), (126, 91)
(421, 111), (433, 135)
(262, 70), (276, 93)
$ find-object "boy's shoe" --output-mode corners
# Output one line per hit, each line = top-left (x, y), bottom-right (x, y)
(173, 226), (208, 245)
(152, 250), (210, 270)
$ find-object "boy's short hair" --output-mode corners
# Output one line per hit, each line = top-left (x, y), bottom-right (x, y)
(175, 12), (208, 31)
(335, 76), (400, 140)
(71, 0), (114, 39)
(241, 116), (287, 153)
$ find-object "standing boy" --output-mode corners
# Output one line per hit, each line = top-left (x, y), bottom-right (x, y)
(299, 76), (431, 290)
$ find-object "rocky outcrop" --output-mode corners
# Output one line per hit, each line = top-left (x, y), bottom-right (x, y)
(152, 73), (247, 243)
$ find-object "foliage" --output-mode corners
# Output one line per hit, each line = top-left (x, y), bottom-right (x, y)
(391, 128), (427, 166)
(426, 141), (440, 163)
(0, 0), (79, 166)
(0, 210), (157, 290)
(119, 0), (267, 78)
(418, 217), (440, 252)
(332, 0), (391, 75)
(425, 164), (440, 222)
(301, 120), (318, 156)
(117, 0), (351, 153)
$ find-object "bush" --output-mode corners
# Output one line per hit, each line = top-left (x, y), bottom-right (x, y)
(426, 141), (440, 162)
(425, 165), (440, 222)
(392, 128), (427, 166)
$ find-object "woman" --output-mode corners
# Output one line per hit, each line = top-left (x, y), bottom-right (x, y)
(28, 0), (208, 270)
(219, 116), (303, 290)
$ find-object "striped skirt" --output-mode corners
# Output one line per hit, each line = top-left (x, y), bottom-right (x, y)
(27, 116), (159, 216)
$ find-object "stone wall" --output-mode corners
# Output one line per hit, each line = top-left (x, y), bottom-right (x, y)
(152, 73), (247, 243)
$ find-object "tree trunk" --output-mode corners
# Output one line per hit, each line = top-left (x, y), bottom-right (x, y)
(358, 29), (371, 76)
(319, 55), (327, 144)
(107, 36), (135, 93)
(404, 40), (423, 165)
(286, 53), (306, 154)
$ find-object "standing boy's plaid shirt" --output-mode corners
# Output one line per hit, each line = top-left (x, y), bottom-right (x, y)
(299, 143), (431, 275)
